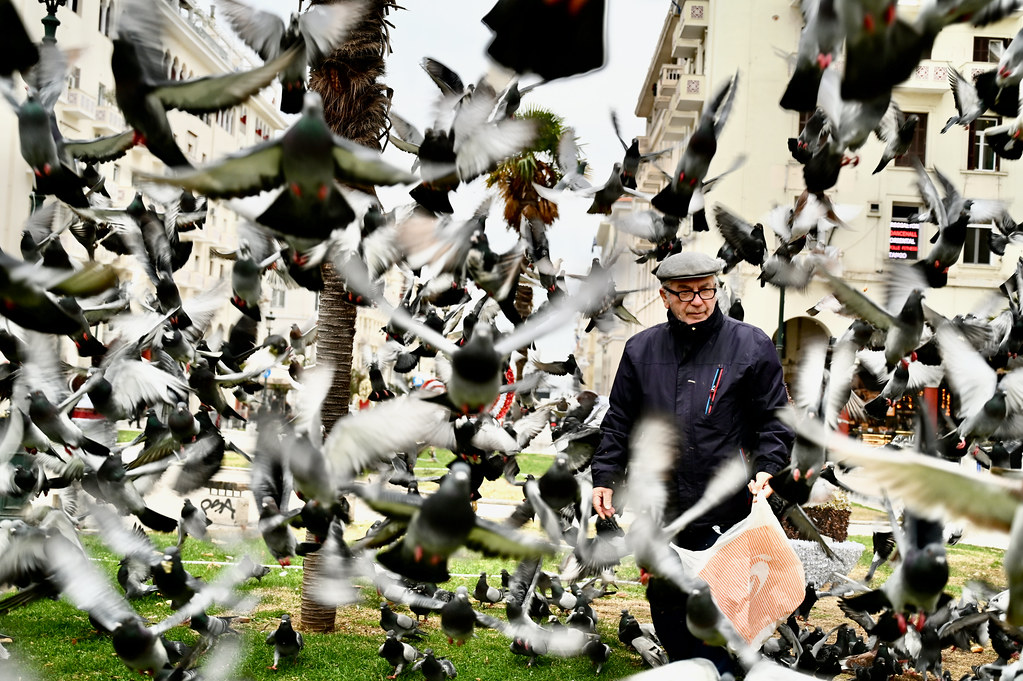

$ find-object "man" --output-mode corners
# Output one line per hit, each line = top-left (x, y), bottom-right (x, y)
(590, 250), (793, 669)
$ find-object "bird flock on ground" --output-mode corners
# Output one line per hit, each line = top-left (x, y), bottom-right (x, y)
(5, 0), (1023, 678)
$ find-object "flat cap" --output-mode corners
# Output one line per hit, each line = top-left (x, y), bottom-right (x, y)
(653, 251), (724, 281)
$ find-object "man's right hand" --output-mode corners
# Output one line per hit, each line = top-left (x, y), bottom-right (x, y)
(592, 487), (616, 519)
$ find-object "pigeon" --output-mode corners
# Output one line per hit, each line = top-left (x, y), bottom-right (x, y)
(378, 629), (420, 678)
(358, 462), (555, 583)
(935, 321), (1023, 447)
(652, 72), (738, 219)
(189, 611), (240, 640)
(996, 26), (1023, 87)
(266, 613), (304, 671)
(712, 204), (767, 267)
(411, 649), (457, 680)
(215, 0), (366, 113)
(482, 0), (607, 81)
(611, 111), (672, 189)
(780, 0), (843, 112)
(941, 67), (985, 133)
(137, 92), (415, 238)
(439, 585), (481, 645)
(865, 530), (898, 584)
(380, 603), (426, 641)
(821, 269), (926, 369)
(473, 572), (504, 607)
(584, 634), (612, 674)
(0, 0), (38, 78)
(111, 0), (302, 168)
(177, 498), (212, 548)
(872, 101), (918, 174)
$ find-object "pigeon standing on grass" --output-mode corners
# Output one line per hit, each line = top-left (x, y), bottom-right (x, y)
(380, 603), (426, 641)
(266, 613), (304, 671)
(473, 571), (503, 607)
(412, 648), (457, 680)
(379, 629), (421, 679)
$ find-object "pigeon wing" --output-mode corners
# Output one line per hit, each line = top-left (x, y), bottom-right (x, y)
(331, 137), (418, 186)
(152, 47), (301, 114)
(62, 129), (137, 164)
(465, 517), (557, 560)
(138, 141), (284, 198)
(936, 323), (998, 421)
(821, 272), (895, 330)
(299, 2), (367, 66)
(216, 0), (286, 61)
(782, 410), (1021, 532)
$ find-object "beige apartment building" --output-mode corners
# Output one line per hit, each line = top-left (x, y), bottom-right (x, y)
(0, 1), (334, 390)
(579, 0), (1023, 399)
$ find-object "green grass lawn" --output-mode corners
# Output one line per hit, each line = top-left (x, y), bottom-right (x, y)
(845, 533), (1005, 597)
(0, 524), (648, 681)
(2, 529), (1007, 680)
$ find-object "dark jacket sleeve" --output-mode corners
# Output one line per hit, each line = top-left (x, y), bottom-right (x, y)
(590, 347), (641, 490)
(746, 334), (794, 477)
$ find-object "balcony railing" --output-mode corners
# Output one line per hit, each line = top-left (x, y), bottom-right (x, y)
(658, 64), (684, 98)
(898, 59), (951, 93)
(60, 87), (97, 120)
(94, 103), (126, 133)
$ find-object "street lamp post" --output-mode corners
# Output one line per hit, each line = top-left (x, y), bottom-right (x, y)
(38, 0), (67, 44)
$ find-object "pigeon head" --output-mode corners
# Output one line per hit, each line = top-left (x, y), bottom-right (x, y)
(903, 544), (949, 594)
(302, 91), (324, 118)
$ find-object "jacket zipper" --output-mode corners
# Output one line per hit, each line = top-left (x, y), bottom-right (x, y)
(705, 366), (724, 415)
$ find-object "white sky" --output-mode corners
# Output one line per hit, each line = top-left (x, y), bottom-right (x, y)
(241, 0), (668, 359)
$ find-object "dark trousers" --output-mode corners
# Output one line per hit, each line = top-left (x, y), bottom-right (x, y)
(647, 523), (737, 675)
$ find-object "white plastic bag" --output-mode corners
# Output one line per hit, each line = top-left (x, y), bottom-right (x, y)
(671, 492), (805, 648)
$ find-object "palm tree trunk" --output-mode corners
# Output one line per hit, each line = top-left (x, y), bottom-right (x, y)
(300, 0), (397, 633)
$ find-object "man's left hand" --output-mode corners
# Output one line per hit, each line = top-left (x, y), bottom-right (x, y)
(748, 472), (773, 498)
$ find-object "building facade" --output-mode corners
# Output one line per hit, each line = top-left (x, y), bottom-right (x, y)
(0, 0), (330, 398)
(581, 0), (1023, 405)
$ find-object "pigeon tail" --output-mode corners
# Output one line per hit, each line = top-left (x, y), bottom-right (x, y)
(230, 296), (262, 322)
(864, 395), (892, 420)
(780, 64), (823, 113)
(280, 83), (306, 115)
(377, 541), (451, 583)
(409, 184), (455, 214)
(137, 507), (179, 533)
(651, 184), (694, 219)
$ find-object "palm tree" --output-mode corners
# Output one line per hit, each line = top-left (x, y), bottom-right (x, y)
(300, 0), (398, 633)
(486, 107), (579, 377)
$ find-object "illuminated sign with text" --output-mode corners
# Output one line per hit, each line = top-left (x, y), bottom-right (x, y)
(889, 222), (919, 260)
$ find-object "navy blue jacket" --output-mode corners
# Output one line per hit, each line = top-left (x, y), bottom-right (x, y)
(591, 306), (793, 529)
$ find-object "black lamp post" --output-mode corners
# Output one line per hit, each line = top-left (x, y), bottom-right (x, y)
(38, 0), (67, 44)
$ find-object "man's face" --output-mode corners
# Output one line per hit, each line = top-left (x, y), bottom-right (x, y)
(659, 274), (718, 325)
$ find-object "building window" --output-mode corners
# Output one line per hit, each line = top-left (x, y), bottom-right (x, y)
(968, 117), (1001, 171)
(71, 0), (81, 14)
(963, 225), (992, 265)
(973, 36), (1010, 62)
(889, 204), (921, 261)
(894, 112), (927, 167)
(68, 66), (81, 90)
(271, 288), (286, 308)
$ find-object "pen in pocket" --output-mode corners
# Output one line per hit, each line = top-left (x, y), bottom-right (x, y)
(705, 366), (723, 415)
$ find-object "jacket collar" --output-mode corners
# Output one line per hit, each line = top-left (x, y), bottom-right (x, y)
(667, 304), (724, 347)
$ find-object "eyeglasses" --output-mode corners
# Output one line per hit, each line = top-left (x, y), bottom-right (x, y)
(662, 287), (717, 302)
